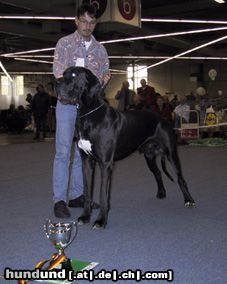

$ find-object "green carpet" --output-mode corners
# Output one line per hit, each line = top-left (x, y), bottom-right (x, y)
(35, 259), (98, 283)
(188, 137), (227, 147)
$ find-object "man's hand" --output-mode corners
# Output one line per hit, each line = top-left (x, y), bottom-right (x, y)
(102, 72), (112, 87)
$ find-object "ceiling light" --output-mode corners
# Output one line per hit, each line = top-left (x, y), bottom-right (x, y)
(14, 58), (53, 64)
(214, 0), (225, 4)
(1, 15), (226, 24)
(11, 55), (227, 61)
(108, 56), (227, 60)
(0, 61), (13, 82)
(142, 18), (227, 25)
(3, 25), (227, 58)
(0, 16), (74, 20)
(100, 26), (227, 44)
(2, 47), (55, 57)
(0, 71), (53, 74)
(139, 34), (227, 71)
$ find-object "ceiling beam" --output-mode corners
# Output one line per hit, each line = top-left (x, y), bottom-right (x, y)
(0, 20), (62, 42)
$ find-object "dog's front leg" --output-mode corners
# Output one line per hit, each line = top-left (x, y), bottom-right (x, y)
(93, 162), (113, 229)
(78, 155), (95, 225)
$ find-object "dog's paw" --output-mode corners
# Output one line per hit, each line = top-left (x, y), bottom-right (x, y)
(92, 219), (107, 229)
(77, 215), (90, 225)
(156, 191), (166, 199)
(185, 201), (196, 208)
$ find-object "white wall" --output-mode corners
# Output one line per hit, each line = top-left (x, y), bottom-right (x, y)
(106, 60), (227, 102)
(1, 60), (226, 110)
(0, 74), (54, 109)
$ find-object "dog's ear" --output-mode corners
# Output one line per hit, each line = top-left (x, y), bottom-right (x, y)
(86, 69), (102, 97)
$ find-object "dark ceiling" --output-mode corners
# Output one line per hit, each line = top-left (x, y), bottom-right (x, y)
(0, 0), (227, 72)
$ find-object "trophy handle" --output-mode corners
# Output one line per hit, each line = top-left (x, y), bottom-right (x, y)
(44, 219), (52, 239)
(65, 221), (78, 249)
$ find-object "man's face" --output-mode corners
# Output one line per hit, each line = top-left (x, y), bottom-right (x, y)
(140, 79), (146, 87)
(75, 12), (96, 40)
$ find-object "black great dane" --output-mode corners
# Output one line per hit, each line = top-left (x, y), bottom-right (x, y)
(55, 66), (195, 228)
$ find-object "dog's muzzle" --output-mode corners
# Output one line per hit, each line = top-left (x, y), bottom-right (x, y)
(54, 79), (78, 105)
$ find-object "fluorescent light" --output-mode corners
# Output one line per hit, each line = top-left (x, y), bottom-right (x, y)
(0, 72), (53, 74)
(7, 55), (227, 60)
(14, 58), (53, 64)
(142, 18), (227, 25)
(0, 15), (74, 20)
(3, 25), (227, 58)
(109, 69), (126, 73)
(109, 56), (227, 60)
(100, 26), (227, 44)
(10, 55), (54, 58)
(214, 0), (225, 4)
(140, 34), (227, 71)
(3, 47), (55, 57)
(1, 15), (226, 24)
(0, 61), (13, 82)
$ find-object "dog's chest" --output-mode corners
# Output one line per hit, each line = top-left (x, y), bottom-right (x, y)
(78, 136), (92, 155)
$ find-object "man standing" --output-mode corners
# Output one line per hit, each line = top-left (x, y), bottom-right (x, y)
(137, 79), (156, 110)
(115, 80), (135, 111)
(53, 4), (111, 218)
(32, 84), (50, 140)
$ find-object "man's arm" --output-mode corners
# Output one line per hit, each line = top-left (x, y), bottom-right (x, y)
(53, 38), (68, 79)
(100, 45), (111, 86)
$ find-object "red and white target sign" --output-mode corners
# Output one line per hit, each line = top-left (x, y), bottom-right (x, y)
(80, 0), (108, 18)
(117, 0), (136, 21)
(79, 0), (141, 27)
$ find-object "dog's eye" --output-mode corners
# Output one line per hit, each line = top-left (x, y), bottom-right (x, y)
(72, 73), (76, 77)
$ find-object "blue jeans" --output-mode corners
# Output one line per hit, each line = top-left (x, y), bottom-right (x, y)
(53, 101), (83, 203)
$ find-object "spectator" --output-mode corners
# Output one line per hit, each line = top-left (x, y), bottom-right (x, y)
(46, 82), (57, 133)
(17, 105), (27, 132)
(25, 93), (33, 110)
(115, 80), (135, 110)
(136, 79), (157, 110)
(170, 95), (179, 109)
(25, 93), (33, 126)
(153, 95), (174, 125)
(32, 84), (50, 140)
(6, 104), (18, 133)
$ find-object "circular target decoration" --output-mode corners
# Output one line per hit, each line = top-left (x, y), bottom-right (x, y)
(117, 0), (136, 21)
(82, 0), (107, 18)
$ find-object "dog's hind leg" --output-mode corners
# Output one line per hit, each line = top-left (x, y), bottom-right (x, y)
(168, 147), (195, 207)
(144, 155), (166, 199)
(78, 156), (96, 225)
(93, 162), (113, 229)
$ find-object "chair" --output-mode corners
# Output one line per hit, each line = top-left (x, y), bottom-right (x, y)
(180, 110), (200, 139)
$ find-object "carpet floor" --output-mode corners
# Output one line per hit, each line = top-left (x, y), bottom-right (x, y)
(0, 140), (226, 283)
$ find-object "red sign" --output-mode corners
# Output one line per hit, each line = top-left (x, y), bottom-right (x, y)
(82, 0), (108, 18)
(117, 0), (136, 20)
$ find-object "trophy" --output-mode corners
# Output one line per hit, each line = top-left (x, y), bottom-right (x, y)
(44, 219), (78, 271)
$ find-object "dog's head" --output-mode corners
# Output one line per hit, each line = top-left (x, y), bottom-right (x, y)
(55, 66), (102, 105)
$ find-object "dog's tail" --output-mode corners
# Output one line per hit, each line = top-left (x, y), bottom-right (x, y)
(161, 156), (174, 182)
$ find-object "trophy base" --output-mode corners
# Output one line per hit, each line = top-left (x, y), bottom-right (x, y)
(48, 257), (73, 272)
(61, 258), (73, 271)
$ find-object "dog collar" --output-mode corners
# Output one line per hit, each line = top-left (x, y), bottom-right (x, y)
(79, 103), (105, 119)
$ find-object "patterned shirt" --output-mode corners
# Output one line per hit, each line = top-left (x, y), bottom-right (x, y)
(53, 30), (110, 84)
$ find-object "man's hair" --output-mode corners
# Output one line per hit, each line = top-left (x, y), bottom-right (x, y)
(77, 3), (97, 18)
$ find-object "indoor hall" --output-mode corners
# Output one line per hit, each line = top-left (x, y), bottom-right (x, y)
(0, 1), (227, 283)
